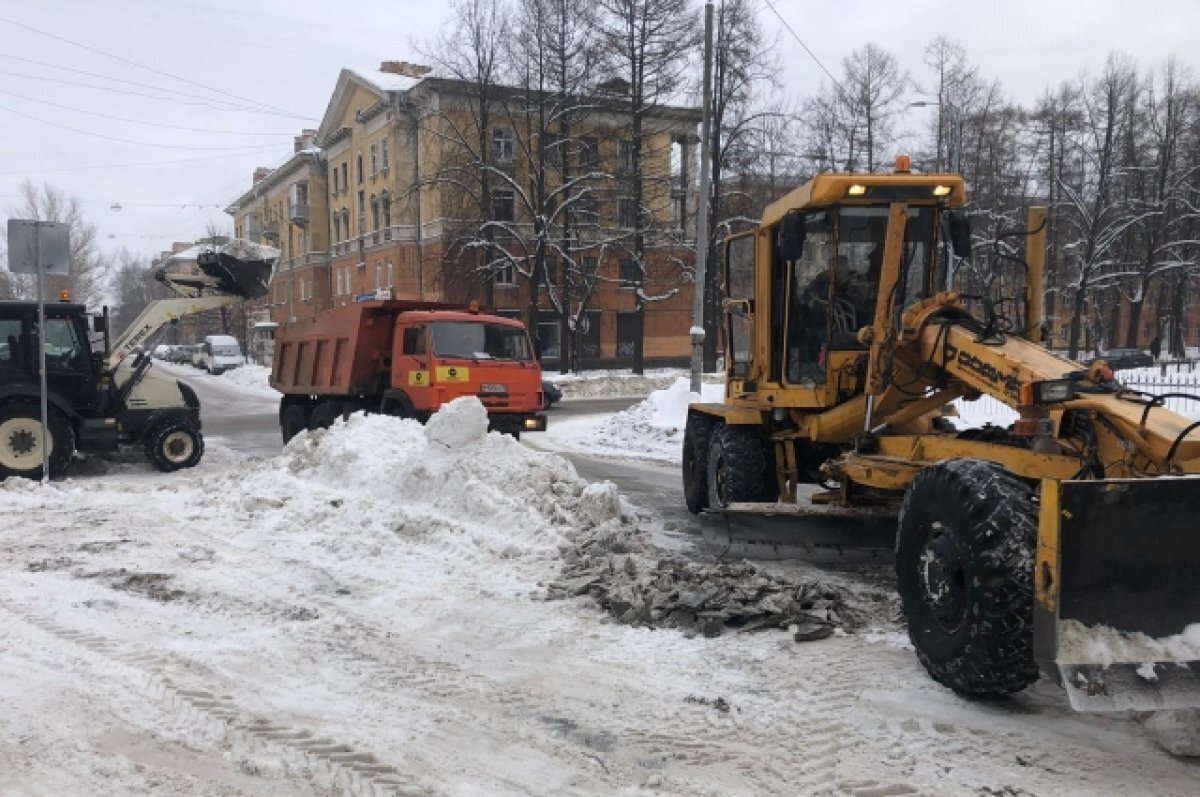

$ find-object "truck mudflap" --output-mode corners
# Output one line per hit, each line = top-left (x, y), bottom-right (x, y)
(1035, 477), (1200, 711)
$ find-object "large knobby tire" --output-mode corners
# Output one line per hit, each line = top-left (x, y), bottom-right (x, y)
(280, 404), (308, 444)
(145, 419), (204, 472)
(706, 423), (768, 509)
(0, 402), (74, 480)
(682, 413), (717, 513)
(896, 458), (1040, 697)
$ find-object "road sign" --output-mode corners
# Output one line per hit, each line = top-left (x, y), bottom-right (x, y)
(6, 219), (70, 276)
(5, 218), (72, 484)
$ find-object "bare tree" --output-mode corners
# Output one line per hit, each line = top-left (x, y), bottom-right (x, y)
(597, 0), (698, 373)
(841, 44), (910, 172)
(1, 180), (110, 306)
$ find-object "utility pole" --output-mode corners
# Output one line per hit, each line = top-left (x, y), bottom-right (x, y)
(690, 1), (714, 395)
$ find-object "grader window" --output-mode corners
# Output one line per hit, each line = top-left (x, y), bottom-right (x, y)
(783, 212), (833, 386)
(725, 234), (755, 378)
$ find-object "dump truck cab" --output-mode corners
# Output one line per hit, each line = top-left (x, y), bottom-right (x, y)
(272, 300), (547, 441)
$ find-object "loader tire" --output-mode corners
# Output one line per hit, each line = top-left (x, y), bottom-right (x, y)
(896, 458), (1039, 697)
(706, 424), (767, 509)
(682, 413), (717, 513)
(145, 419), (204, 472)
(280, 405), (308, 444)
(0, 401), (74, 480)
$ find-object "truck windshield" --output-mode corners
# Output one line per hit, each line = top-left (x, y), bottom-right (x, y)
(214, 346), (240, 356)
(430, 322), (532, 361)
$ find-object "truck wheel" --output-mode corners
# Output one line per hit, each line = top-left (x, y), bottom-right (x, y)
(280, 405), (308, 444)
(145, 420), (204, 472)
(307, 401), (338, 431)
(682, 413), (716, 513)
(706, 423), (767, 509)
(0, 402), (74, 480)
(896, 458), (1039, 697)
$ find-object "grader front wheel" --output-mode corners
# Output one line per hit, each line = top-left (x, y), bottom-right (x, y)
(896, 458), (1040, 697)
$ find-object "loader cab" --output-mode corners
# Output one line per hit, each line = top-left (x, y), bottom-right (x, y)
(0, 302), (103, 413)
(722, 167), (962, 409)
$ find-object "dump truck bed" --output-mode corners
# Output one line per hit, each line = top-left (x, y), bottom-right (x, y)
(271, 302), (396, 396)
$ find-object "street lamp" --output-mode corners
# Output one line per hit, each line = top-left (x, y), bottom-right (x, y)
(910, 100), (959, 173)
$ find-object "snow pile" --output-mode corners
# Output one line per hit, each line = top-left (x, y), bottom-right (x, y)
(552, 485), (898, 638)
(545, 377), (724, 463)
(1057, 621), (1200, 666)
(1146, 710), (1200, 758)
(215, 364), (277, 398)
(548, 368), (721, 399)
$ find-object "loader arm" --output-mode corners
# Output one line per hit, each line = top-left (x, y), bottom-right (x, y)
(107, 294), (247, 369)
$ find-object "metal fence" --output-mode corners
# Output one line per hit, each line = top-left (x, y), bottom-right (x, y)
(953, 366), (1200, 426)
(1117, 370), (1200, 420)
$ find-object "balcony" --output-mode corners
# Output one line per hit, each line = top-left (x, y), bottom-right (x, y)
(289, 201), (310, 226)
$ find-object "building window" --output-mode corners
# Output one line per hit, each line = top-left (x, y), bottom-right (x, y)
(381, 191), (391, 228)
(495, 262), (516, 285)
(332, 168), (339, 194)
(371, 195), (380, 231)
(356, 153), (364, 184)
(370, 144), (378, 176)
(375, 260), (383, 290)
(386, 258), (393, 288)
(381, 137), (390, 172)
(579, 137), (598, 170)
(492, 127), (514, 164)
(618, 197), (638, 229)
(543, 133), (561, 166)
(538, 321), (560, 359)
(543, 256), (558, 285)
(619, 258), (639, 288)
(573, 193), (598, 226)
(333, 215), (341, 243)
(357, 191), (365, 234)
(492, 190), (515, 222)
(619, 140), (635, 173)
(340, 162), (348, 192)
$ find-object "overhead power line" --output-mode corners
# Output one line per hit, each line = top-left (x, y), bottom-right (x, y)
(760, 0), (849, 99)
(0, 69), (314, 119)
(0, 88), (295, 135)
(0, 150), (279, 177)
(0, 104), (289, 150)
(0, 15), (313, 120)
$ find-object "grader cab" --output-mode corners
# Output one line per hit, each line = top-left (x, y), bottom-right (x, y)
(684, 156), (1200, 710)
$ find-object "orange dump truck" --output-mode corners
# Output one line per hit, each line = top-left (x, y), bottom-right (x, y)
(270, 299), (547, 442)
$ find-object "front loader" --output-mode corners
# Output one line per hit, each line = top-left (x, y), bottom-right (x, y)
(684, 156), (1200, 711)
(0, 239), (274, 479)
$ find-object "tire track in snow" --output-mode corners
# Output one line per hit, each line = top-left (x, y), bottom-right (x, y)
(0, 596), (431, 797)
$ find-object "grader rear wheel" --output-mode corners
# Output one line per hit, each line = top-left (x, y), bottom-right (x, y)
(896, 458), (1040, 697)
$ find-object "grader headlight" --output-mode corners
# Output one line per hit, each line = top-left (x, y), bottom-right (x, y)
(1021, 379), (1077, 405)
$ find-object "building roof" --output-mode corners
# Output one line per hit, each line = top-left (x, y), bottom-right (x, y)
(225, 147), (323, 212)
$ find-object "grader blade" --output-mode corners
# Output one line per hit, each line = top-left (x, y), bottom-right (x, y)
(1035, 477), (1200, 711)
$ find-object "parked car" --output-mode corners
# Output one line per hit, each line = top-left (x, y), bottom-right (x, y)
(541, 379), (562, 410)
(1087, 348), (1154, 371)
(153, 344), (174, 360)
(189, 344), (206, 369)
(198, 334), (245, 375)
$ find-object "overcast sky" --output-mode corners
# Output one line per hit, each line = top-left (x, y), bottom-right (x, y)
(2, 0), (1197, 262)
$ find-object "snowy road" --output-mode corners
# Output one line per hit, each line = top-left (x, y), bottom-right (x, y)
(1, 365), (1196, 795)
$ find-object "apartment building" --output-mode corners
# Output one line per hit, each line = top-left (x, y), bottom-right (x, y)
(227, 61), (702, 368)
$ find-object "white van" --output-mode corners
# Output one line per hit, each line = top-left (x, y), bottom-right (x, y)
(199, 335), (245, 375)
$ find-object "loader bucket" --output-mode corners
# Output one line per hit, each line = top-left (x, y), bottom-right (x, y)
(196, 251), (272, 300)
(1034, 477), (1200, 711)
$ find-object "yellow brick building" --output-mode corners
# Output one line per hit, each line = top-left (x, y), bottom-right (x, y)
(227, 62), (701, 368)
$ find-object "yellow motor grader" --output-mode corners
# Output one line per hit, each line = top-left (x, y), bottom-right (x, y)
(684, 156), (1200, 711)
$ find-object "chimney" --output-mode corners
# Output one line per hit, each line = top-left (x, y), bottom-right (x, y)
(253, 167), (272, 184)
(379, 60), (432, 79)
(294, 128), (318, 153)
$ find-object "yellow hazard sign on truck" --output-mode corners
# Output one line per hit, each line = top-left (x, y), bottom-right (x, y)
(408, 370), (429, 387)
(436, 365), (470, 383)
